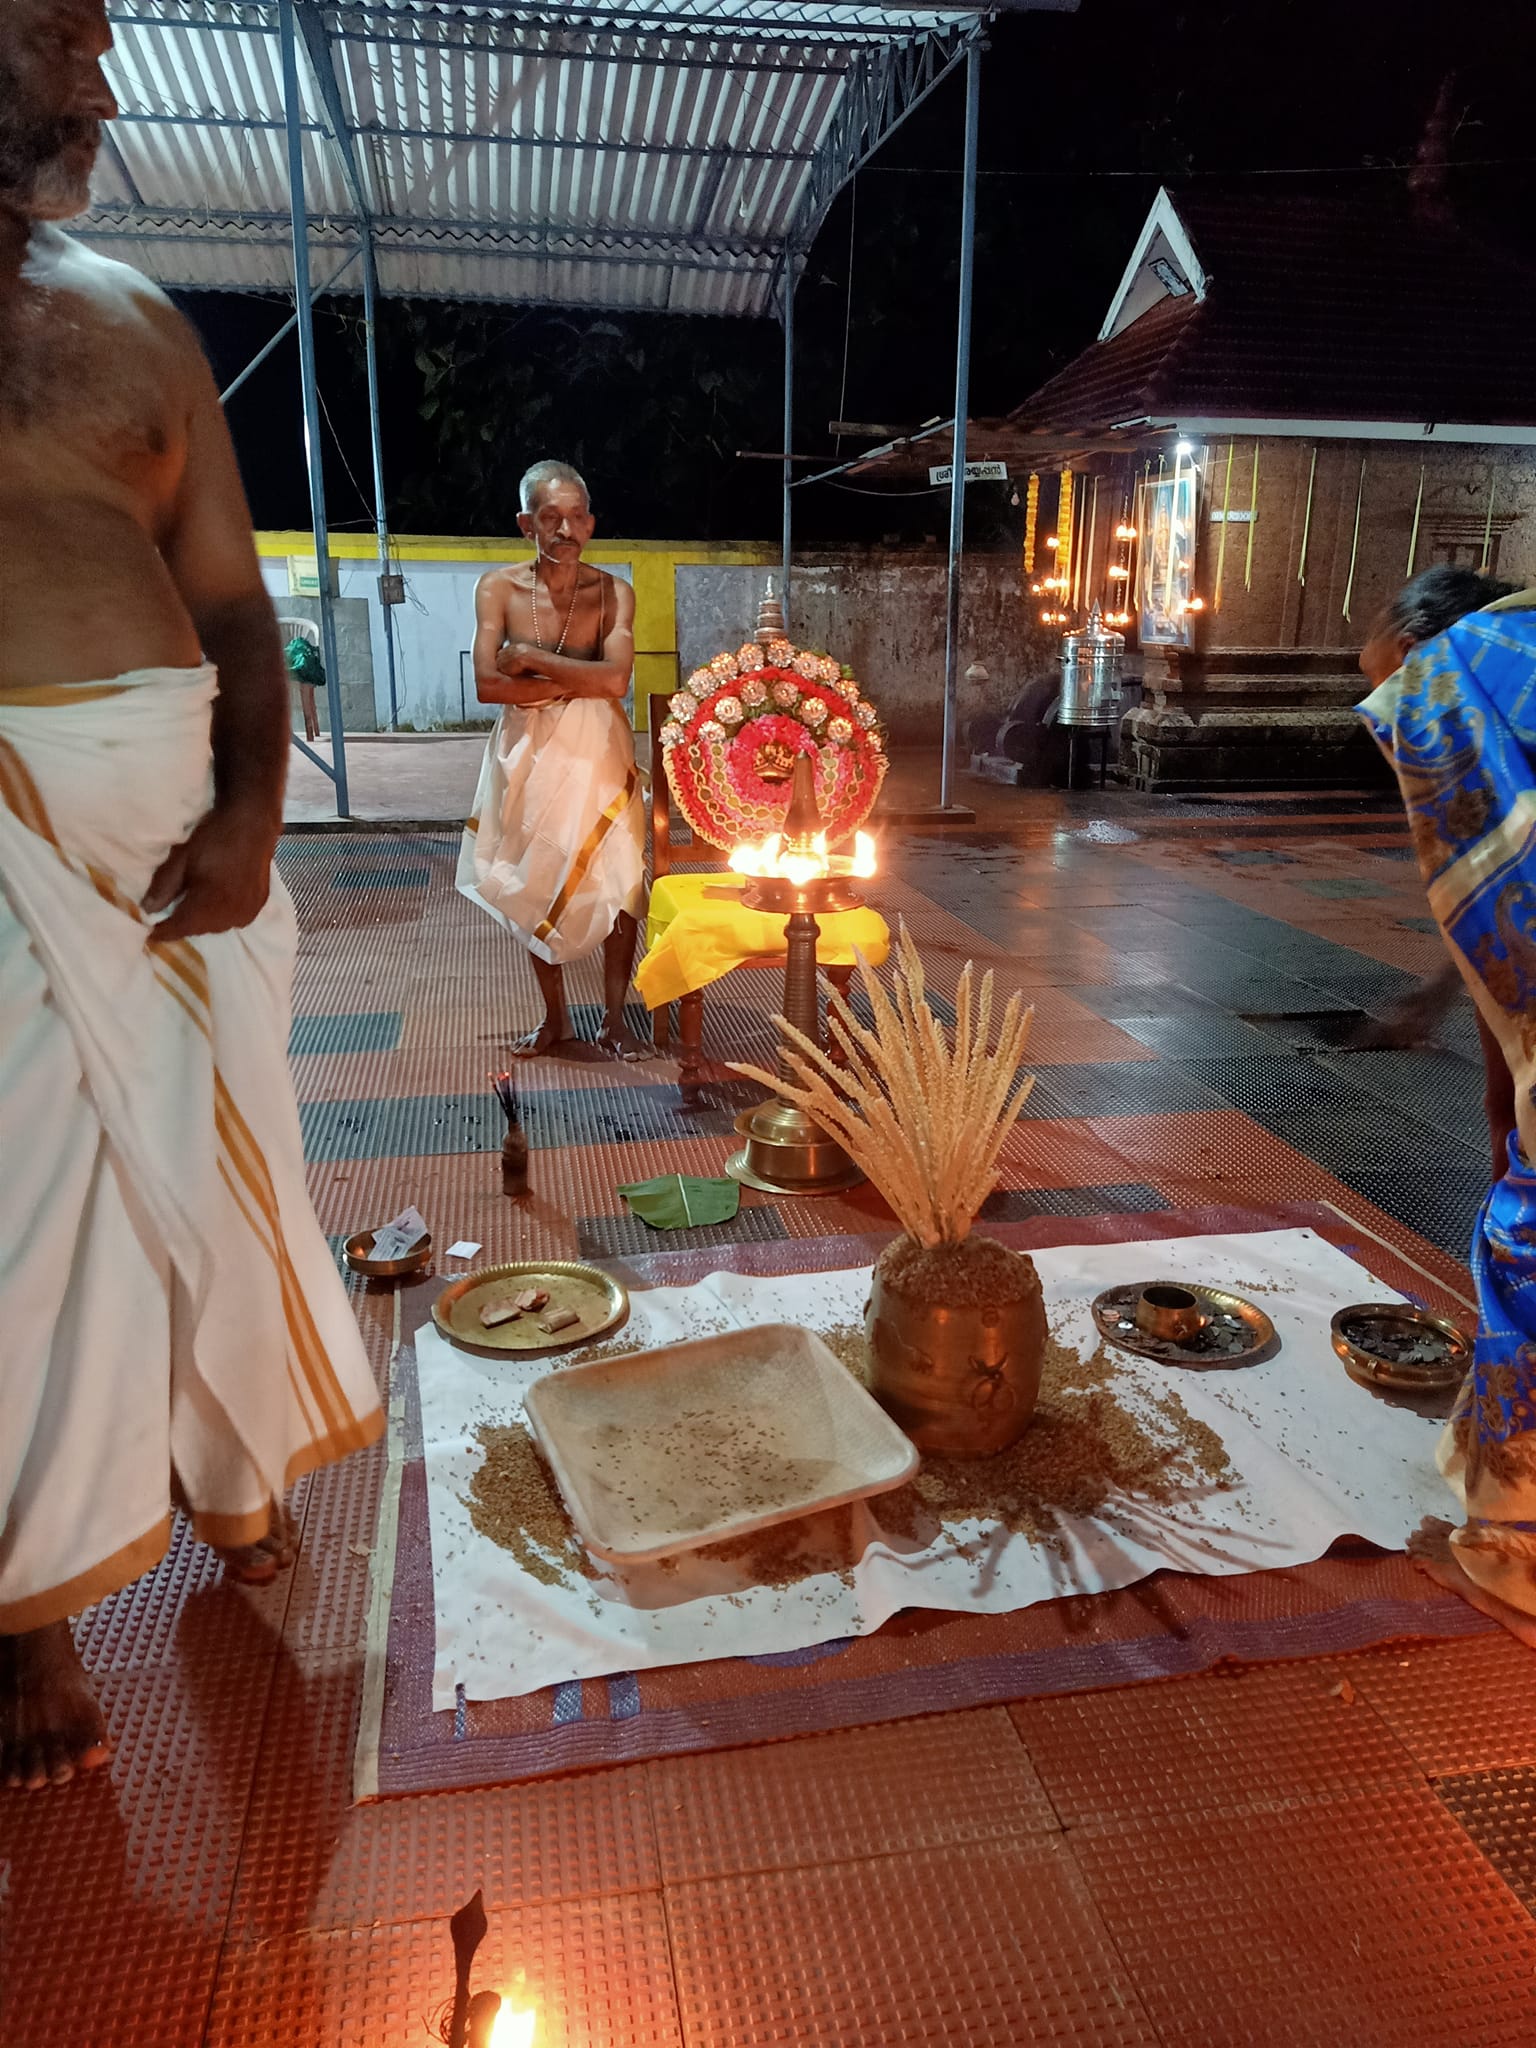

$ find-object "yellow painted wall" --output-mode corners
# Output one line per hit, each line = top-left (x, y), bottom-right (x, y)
(256, 531), (775, 730)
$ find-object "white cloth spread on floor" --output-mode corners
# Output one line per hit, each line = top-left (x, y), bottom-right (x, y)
(457, 698), (645, 966)
(0, 665), (382, 1629)
(417, 1228), (1455, 1705)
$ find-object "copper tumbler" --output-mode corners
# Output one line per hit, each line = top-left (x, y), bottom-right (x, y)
(1134, 1284), (1207, 1345)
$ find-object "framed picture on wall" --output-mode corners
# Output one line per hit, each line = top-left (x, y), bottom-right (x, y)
(1140, 467), (1198, 646)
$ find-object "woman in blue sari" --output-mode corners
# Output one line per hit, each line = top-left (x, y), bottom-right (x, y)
(1359, 569), (1536, 1631)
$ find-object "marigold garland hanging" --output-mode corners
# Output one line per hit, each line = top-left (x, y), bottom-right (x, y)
(658, 637), (888, 848)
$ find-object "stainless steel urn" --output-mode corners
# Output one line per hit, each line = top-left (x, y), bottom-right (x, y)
(1058, 607), (1125, 729)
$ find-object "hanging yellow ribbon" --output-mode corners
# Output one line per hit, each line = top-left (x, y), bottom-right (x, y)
(1162, 450), (1179, 616)
(1057, 468), (1074, 603)
(1341, 455), (1367, 622)
(1296, 445), (1317, 586)
(1022, 470), (1039, 576)
(1121, 479), (1136, 626)
(1406, 461), (1425, 579)
(1080, 473), (1100, 612)
(1213, 441), (1234, 609)
(1243, 444), (1259, 592)
(1481, 469), (1497, 571)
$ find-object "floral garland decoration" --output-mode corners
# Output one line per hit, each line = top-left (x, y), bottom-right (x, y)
(1022, 470), (1039, 576)
(658, 637), (887, 849)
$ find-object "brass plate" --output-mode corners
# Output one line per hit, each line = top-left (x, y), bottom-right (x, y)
(1091, 1281), (1278, 1368)
(1331, 1302), (1469, 1393)
(344, 1228), (433, 1279)
(724, 1106), (865, 1196)
(432, 1260), (628, 1359)
(724, 1145), (866, 1196)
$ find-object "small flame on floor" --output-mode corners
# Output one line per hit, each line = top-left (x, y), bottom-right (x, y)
(489, 1999), (536, 2048)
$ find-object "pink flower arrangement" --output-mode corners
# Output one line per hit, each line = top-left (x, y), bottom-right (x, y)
(657, 640), (887, 848)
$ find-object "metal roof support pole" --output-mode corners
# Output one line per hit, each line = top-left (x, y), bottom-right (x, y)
(361, 224), (400, 732)
(933, 37), (980, 820)
(219, 246), (361, 407)
(781, 249), (796, 629)
(279, 0), (349, 815)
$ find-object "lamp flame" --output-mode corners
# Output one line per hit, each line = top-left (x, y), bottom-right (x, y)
(728, 828), (876, 885)
(489, 1999), (537, 2048)
(731, 832), (782, 878)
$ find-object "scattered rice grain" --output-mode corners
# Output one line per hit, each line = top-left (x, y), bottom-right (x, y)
(462, 1317), (1238, 1593)
(462, 1420), (597, 1587)
(825, 1325), (1236, 1557)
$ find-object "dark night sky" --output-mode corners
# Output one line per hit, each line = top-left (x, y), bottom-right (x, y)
(178, 0), (1536, 543)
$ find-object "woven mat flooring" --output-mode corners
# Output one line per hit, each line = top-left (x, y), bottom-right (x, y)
(7, 802), (1535, 2047)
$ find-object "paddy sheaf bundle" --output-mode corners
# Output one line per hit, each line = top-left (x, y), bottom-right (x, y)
(731, 925), (1035, 1247)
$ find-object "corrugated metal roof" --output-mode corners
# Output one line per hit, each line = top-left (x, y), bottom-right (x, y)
(78, 2), (1066, 316)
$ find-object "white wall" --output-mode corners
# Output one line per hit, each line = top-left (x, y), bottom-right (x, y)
(262, 555), (633, 730)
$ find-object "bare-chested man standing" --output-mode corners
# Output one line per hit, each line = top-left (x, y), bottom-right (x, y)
(0, 0), (381, 1788)
(459, 462), (650, 1059)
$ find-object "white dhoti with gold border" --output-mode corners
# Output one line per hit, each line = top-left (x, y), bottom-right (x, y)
(0, 665), (382, 1631)
(457, 698), (645, 966)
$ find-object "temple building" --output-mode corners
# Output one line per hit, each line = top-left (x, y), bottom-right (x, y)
(855, 176), (1536, 790)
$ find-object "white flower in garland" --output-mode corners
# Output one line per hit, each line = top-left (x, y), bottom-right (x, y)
(740, 676), (768, 708)
(771, 678), (801, 709)
(668, 692), (694, 720)
(659, 719), (685, 748)
(736, 642), (763, 670)
(855, 701), (879, 729)
(800, 696), (829, 728)
(792, 651), (822, 680)
(840, 673), (862, 703)
(686, 669), (712, 695)
(699, 718), (727, 743)
(815, 655), (841, 685)
(826, 715), (854, 744)
(708, 651), (739, 681)
(714, 695), (745, 726)
(765, 637), (795, 668)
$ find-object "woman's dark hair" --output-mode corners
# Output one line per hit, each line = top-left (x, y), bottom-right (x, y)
(1386, 565), (1521, 645)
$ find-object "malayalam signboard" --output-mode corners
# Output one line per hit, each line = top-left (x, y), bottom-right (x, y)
(928, 460), (1009, 486)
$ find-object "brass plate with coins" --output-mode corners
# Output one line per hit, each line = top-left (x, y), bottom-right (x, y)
(1330, 1302), (1468, 1393)
(1091, 1281), (1277, 1368)
(432, 1260), (628, 1359)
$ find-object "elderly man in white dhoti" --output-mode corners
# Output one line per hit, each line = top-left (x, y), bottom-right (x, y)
(459, 461), (651, 1059)
(0, 0), (382, 1789)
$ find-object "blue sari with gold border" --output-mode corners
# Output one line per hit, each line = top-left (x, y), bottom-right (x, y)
(1360, 593), (1536, 1616)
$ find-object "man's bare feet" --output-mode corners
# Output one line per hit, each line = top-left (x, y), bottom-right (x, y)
(213, 1499), (300, 1586)
(510, 1018), (571, 1058)
(1, 1622), (111, 1790)
(597, 1024), (655, 1063)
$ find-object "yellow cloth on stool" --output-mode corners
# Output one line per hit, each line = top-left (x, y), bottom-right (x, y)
(634, 871), (891, 1010)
